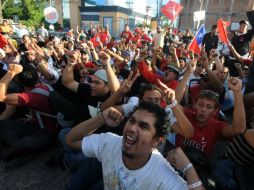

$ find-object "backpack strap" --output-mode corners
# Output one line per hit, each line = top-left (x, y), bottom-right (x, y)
(30, 84), (57, 129)
(35, 111), (57, 129)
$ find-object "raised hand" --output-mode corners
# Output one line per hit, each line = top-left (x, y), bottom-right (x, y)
(8, 64), (23, 75)
(185, 59), (196, 74)
(228, 77), (242, 92)
(87, 41), (94, 50)
(119, 71), (139, 94)
(99, 51), (110, 66)
(67, 50), (80, 65)
(157, 79), (175, 104)
(101, 107), (124, 127)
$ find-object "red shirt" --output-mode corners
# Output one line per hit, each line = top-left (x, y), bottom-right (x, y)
(176, 108), (227, 156)
(17, 84), (58, 134)
(133, 34), (142, 47)
(98, 31), (109, 44)
(138, 60), (179, 90)
(121, 31), (134, 43)
(165, 80), (179, 90)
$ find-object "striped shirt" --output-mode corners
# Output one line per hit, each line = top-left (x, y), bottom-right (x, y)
(225, 133), (254, 165)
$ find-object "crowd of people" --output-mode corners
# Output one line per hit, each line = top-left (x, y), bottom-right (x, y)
(0, 11), (254, 189)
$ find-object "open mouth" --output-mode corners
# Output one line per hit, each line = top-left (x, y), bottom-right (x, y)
(124, 134), (137, 149)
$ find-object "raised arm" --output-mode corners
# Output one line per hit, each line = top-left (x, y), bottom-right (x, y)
(228, 44), (245, 63)
(99, 51), (120, 93)
(87, 41), (99, 61)
(175, 61), (196, 103)
(157, 80), (194, 137)
(62, 51), (80, 92)
(100, 71), (138, 111)
(222, 77), (246, 137)
(0, 64), (23, 105)
(167, 147), (204, 190)
(65, 107), (123, 150)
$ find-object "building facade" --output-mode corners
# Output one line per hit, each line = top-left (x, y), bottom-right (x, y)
(179, 0), (254, 31)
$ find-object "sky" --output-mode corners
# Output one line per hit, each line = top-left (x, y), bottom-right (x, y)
(62, 0), (182, 18)
(93, 0), (181, 16)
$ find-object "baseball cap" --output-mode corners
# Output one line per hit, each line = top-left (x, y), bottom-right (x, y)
(80, 49), (89, 55)
(93, 69), (108, 83)
(164, 64), (180, 75)
(239, 20), (248, 26)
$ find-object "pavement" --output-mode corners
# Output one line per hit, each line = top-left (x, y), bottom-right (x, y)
(0, 147), (70, 190)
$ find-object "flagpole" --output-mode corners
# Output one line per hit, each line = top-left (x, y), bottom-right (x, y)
(196, 0), (204, 30)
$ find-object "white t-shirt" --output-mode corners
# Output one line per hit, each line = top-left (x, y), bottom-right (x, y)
(82, 132), (187, 190)
(153, 33), (165, 49)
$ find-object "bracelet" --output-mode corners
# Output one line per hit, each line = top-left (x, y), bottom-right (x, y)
(168, 99), (178, 109)
(181, 163), (193, 175)
(188, 180), (202, 189)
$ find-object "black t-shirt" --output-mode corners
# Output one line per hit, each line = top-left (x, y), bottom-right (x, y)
(202, 32), (219, 52)
(120, 69), (149, 97)
(182, 35), (193, 45)
(231, 30), (254, 56)
(77, 83), (110, 107)
(18, 43), (29, 54)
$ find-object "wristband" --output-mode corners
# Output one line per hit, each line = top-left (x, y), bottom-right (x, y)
(181, 163), (193, 175)
(188, 180), (202, 189)
(168, 99), (178, 109)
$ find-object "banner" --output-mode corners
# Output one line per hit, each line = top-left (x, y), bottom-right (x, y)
(194, 11), (205, 22)
(161, 1), (183, 21)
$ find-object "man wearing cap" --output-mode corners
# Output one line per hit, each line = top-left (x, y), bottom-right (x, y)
(62, 51), (121, 119)
(228, 19), (254, 76)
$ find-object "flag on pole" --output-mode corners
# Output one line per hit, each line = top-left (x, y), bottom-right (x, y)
(217, 18), (229, 45)
(188, 24), (206, 55)
(161, 1), (183, 21)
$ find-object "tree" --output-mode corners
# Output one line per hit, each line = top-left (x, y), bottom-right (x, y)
(2, 0), (47, 27)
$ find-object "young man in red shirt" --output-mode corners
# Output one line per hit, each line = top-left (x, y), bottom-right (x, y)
(121, 24), (134, 45)
(175, 77), (246, 157)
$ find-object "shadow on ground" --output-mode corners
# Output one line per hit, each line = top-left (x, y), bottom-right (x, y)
(0, 146), (70, 190)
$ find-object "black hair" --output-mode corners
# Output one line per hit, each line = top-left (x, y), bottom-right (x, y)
(212, 24), (218, 30)
(138, 83), (161, 99)
(17, 65), (38, 88)
(131, 101), (168, 137)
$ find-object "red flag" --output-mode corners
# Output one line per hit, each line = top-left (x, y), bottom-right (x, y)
(161, 1), (183, 21)
(217, 18), (229, 44)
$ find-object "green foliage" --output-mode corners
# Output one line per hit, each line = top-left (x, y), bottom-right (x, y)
(3, 0), (47, 28)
